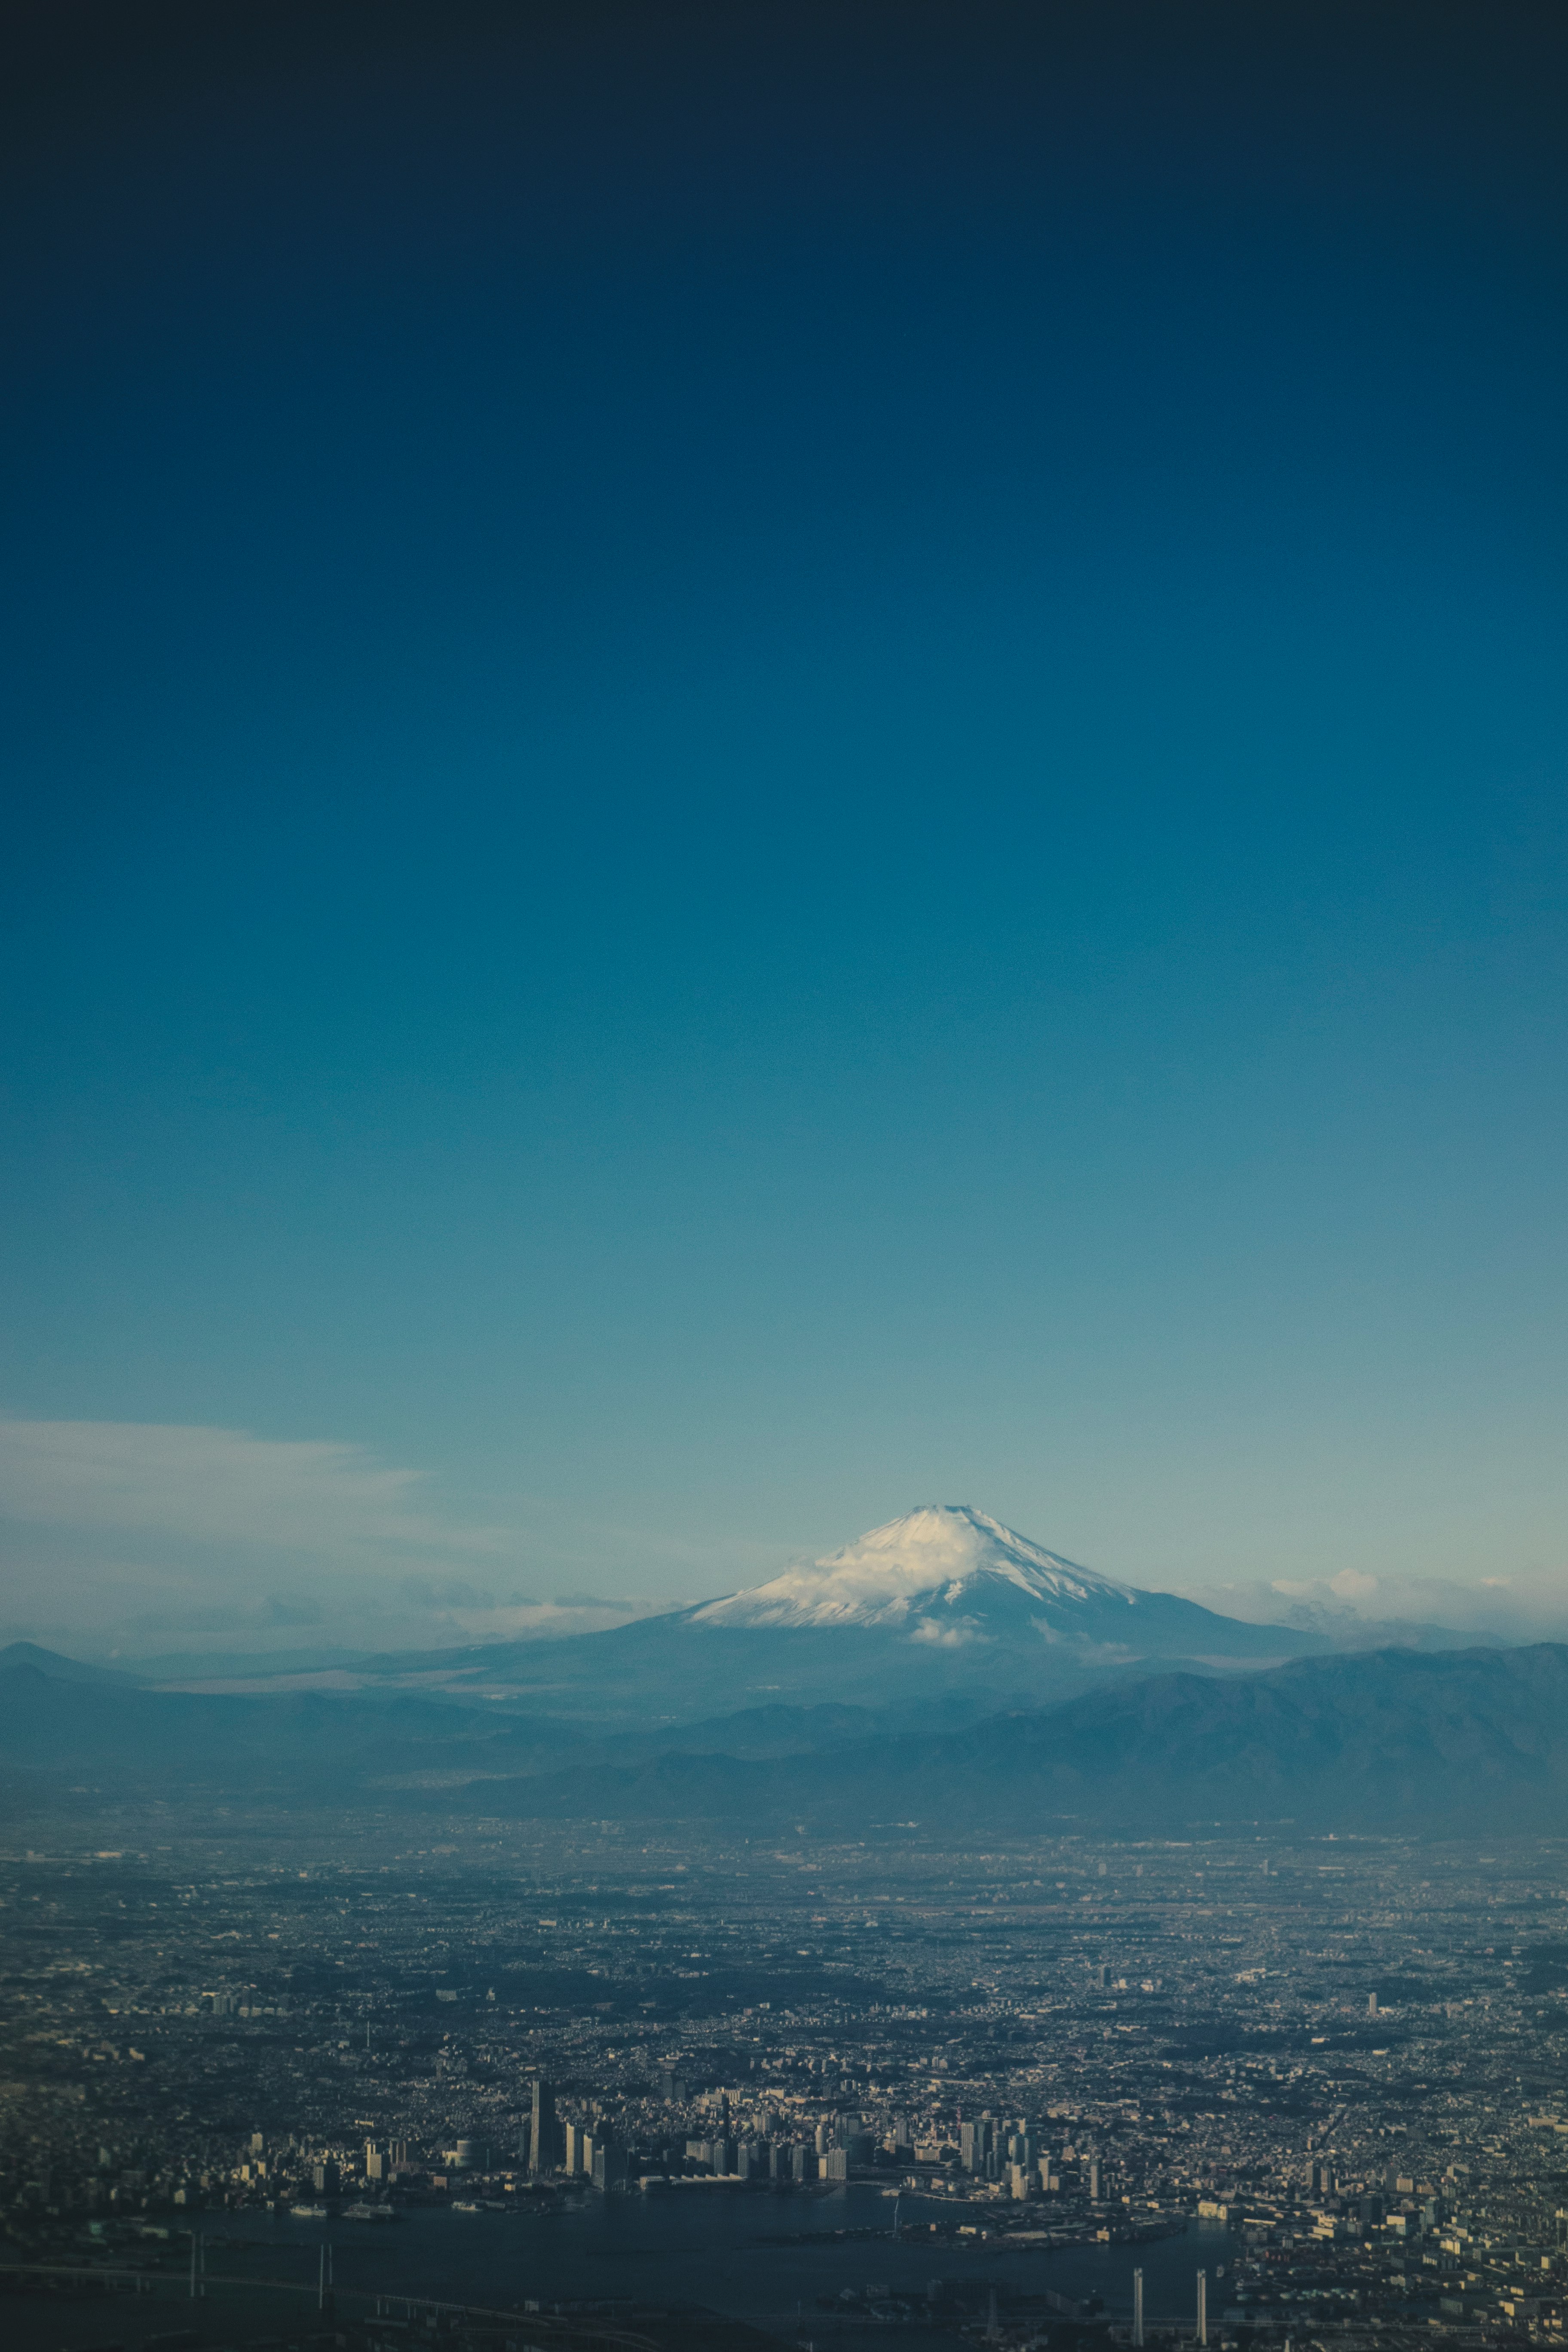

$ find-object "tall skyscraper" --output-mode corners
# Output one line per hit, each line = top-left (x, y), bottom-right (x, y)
(1133, 2267), (1144, 2348)
(530, 2077), (556, 2175)
(1197, 2269), (1208, 2348)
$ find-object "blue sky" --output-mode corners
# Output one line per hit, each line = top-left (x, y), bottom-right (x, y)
(3, 3), (1567, 1656)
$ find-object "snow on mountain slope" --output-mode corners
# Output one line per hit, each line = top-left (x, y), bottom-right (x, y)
(689, 1504), (1159, 1646)
(276, 1507), (1318, 1717)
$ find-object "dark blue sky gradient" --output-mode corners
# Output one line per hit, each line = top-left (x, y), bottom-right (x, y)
(3, 3), (1567, 1611)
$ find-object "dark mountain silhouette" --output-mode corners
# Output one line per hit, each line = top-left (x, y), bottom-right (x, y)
(6, 1639), (1568, 1834)
(444, 1642), (1568, 1832)
(0, 1640), (142, 1684)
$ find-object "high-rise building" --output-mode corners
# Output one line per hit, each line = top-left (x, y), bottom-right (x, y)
(1196, 2269), (1208, 2348)
(530, 2078), (557, 2175)
(1133, 2268), (1144, 2348)
(1089, 2159), (1101, 2201)
(564, 2122), (584, 2177)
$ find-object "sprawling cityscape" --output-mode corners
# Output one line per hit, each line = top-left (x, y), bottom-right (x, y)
(8, 4), (1566, 2352)
(6, 1800), (1568, 2352)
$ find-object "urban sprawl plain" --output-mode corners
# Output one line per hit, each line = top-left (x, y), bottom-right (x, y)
(5, 1807), (1568, 2352)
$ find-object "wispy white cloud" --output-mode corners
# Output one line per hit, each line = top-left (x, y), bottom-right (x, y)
(1166, 1563), (1568, 1642)
(0, 1417), (508, 1556)
(0, 1418), (680, 1660)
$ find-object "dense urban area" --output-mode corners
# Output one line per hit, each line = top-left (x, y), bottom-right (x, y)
(5, 1804), (1568, 2352)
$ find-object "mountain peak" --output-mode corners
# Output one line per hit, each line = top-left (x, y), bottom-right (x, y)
(0, 1639), (140, 1686)
(690, 1504), (1131, 1631)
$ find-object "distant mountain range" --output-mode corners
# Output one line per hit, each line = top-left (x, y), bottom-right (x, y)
(487, 1641), (1568, 1833)
(0, 1639), (143, 1685)
(5, 1506), (1544, 1835)
(6, 1632), (1568, 1836)
(5, 1504), (1493, 1709)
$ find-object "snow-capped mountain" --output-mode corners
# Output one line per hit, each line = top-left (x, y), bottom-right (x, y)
(689, 1505), (1135, 1637)
(304, 1504), (1323, 1720)
(680, 1503), (1311, 1663)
